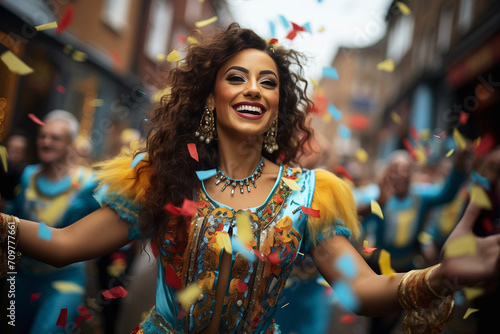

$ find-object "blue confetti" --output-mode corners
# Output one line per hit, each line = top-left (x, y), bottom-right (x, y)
(279, 15), (290, 29)
(322, 67), (339, 80)
(335, 254), (358, 279)
(130, 153), (146, 169)
(303, 22), (311, 33)
(269, 21), (276, 37)
(231, 237), (256, 262)
(470, 171), (491, 191)
(38, 222), (52, 240)
(328, 103), (342, 121)
(332, 280), (360, 312)
(338, 124), (351, 139)
(454, 292), (465, 306)
(196, 169), (217, 181)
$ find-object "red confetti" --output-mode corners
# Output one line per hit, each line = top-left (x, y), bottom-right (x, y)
(475, 132), (495, 158)
(459, 111), (469, 125)
(268, 251), (280, 265)
(72, 182), (80, 189)
(56, 4), (74, 34)
(301, 206), (320, 218)
(151, 240), (159, 258)
(56, 85), (66, 94)
(362, 247), (377, 254)
(286, 22), (307, 40)
(102, 286), (128, 300)
(75, 315), (84, 327)
(340, 314), (356, 323)
(402, 137), (417, 161)
(409, 126), (420, 142)
(56, 308), (67, 328)
(268, 38), (278, 44)
(253, 249), (264, 260)
(77, 305), (92, 320)
(27, 113), (45, 126)
(30, 292), (41, 302)
(237, 281), (247, 293)
(176, 34), (187, 43)
(164, 203), (182, 215)
(333, 165), (355, 184)
(187, 143), (199, 162)
(110, 50), (121, 67)
(181, 199), (198, 216)
(177, 306), (185, 319)
(165, 264), (182, 289)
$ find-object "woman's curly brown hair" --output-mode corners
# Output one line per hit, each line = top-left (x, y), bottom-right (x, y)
(139, 22), (313, 248)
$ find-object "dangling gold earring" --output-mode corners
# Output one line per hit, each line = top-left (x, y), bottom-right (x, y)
(195, 106), (217, 144)
(263, 116), (279, 153)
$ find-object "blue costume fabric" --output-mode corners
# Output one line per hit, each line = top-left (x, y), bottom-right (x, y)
(362, 167), (466, 272)
(96, 166), (355, 334)
(7, 164), (100, 334)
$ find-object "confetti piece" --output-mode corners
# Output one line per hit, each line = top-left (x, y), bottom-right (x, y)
(196, 169), (217, 181)
(415, 146), (427, 166)
(322, 67), (339, 80)
(301, 206), (320, 218)
(333, 165), (355, 184)
(318, 26), (325, 33)
(470, 185), (492, 210)
(362, 246), (377, 254)
(338, 124), (351, 139)
(340, 314), (356, 323)
(237, 281), (247, 293)
(187, 36), (198, 44)
(151, 240), (159, 258)
(89, 99), (104, 107)
(1, 51), (34, 75)
(187, 143), (199, 162)
(181, 199), (197, 216)
(470, 171), (491, 191)
(286, 22), (307, 40)
(303, 22), (312, 33)
(453, 128), (467, 150)
(56, 4), (74, 34)
(236, 211), (253, 243)
(176, 283), (202, 310)
(157, 54), (166, 62)
(281, 303), (290, 308)
(62, 44), (74, 55)
(317, 277), (330, 288)
(327, 103), (342, 121)
(279, 15), (290, 29)
(268, 251), (280, 265)
(216, 232), (232, 254)
(370, 200), (383, 219)
(254, 249), (264, 260)
(269, 21), (276, 37)
(463, 308), (478, 319)
(0, 146), (7, 173)
(396, 2), (411, 15)
(310, 77), (318, 87)
(459, 111), (469, 125)
(282, 177), (301, 191)
(71, 50), (87, 62)
(110, 50), (121, 67)
(409, 126), (420, 142)
(30, 292), (41, 302)
(335, 254), (357, 279)
(72, 182), (80, 189)
(35, 21), (58, 31)
(130, 152), (146, 169)
(332, 280), (360, 312)
(164, 203), (182, 215)
(195, 16), (218, 28)
(231, 237), (256, 262)
(77, 305), (92, 321)
(463, 287), (484, 301)
(267, 38), (279, 45)
(167, 50), (181, 62)
(56, 308), (67, 328)
(28, 113), (45, 126)
(355, 148), (368, 163)
(176, 34), (187, 43)
(446, 149), (454, 158)
(378, 249), (395, 277)
(102, 286), (128, 300)
(444, 234), (476, 258)
(52, 281), (84, 294)
(165, 264), (182, 289)
(376, 59), (394, 72)
(56, 85), (66, 93)
(38, 222), (52, 240)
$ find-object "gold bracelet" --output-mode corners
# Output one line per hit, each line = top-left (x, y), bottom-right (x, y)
(0, 213), (22, 278)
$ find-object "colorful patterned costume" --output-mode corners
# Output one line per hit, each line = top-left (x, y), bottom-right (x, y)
(94, 155), (359, 333)
(7, 164), (100, 334)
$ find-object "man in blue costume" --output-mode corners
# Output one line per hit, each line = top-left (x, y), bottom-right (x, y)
(7, 110), (100, 334)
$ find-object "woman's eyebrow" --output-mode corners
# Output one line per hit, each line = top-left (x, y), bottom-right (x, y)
(224, 66), (248, 74)
(260, 70), (277, 79)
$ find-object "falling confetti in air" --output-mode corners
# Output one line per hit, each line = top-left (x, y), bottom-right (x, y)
(444, 234), (476, 258)
(38, 222), (52, 240)
(236, 211), (253, 244)
(71, 50), (87, 62)
(322, 67), (339, 80)
(187, 143), (199, 162)
(30, 292), (41, 302)
(176, 283), (202, 311)
(463, 287), (484, 301)
(463, 308), (478, 319)
(0, 146), (7, 173)
(355, 148), (368, 163)
(216, 232), (232, 254)
(396, 2), (411, 15)
(195, 16), (218, 28)
(102, 286), (128, 300)
(327, 104), (342, 121)
(453, 128), (467, 150)
(35, 22), (58, 31)
(196, 169), (217, 181)
(370, 200), (383, 219)
(167, 50), (181, 62)
(446, 149), (454, 158)
(335, 254), (358, 279)
(56, 308), (68, 328)
(362, 240), (377, 254)
(378, 249), (395, 277)
(376, 59), (395, 72)
(56, 4), (74, 34)
(469, 185), (492, 209)
(0, 51), (34, 75)
(301, 206), (320, 218)
(52, 281), (85, 294)
(130, 153), (146, 169)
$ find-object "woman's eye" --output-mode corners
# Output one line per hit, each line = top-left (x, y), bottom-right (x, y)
(227, 75), (245, 82)
(261, 79), (277, 87)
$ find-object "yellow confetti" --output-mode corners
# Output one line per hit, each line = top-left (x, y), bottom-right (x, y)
(35, 21), (58, 31)
(0, 146), (8, 173)
(166, 50), (181, 62)
(322, 113), (332, 123)
(176, 282), (202, 311)
(376, 58), (394, 72)
(52, 281), (85, 294)
(157, 54), (166, 62)
(89, 99), (104, 107)
(446, 149), (455, 158)
(282, 177), (301, 191)
(418, 231), (433, 245)
(195, 16), (218, 28)
(396, 2), (411, 15)
(317, 278), (330, 288)
(453, 128), (467, 150)
(291, 167), (302, 175)
(355, 148), (368, 163)
(420, 129), (431, 141)
(187, 36), (198, 44)
(71, 50), (87, 62)
(370, 200), (383, 219)
(474, 137), (481, 147)
(0, 51), (34, 75)
(415, 146), (427, 166)
(378, 249), (395, 277)
(391, 111), (401, 124)
(444, 234), (476, 258)
(216, 232), (232, 254)
(62, 44), (74, 55)
(281, 303), (290, 308)
(463, 287), (484, 301)
(318, 26), (325, 33)
(470, 185), (492, 210)
(395, 209), (414, 247)
(310, 77), (318, 87)
(463, 308), (479, 319)
(236, 211), (253, 244)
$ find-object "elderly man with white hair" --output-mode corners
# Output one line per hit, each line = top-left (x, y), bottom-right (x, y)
(6, 109), (101, 334)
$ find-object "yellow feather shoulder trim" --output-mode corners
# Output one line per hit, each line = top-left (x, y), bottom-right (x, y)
(92, 151), (151, 206)
(309, 168), (360, 245)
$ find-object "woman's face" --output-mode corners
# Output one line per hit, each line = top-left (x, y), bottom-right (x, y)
(208, 48), (279, 142)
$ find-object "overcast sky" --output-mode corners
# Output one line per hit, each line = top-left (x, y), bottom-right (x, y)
(227, 0), (393, 81)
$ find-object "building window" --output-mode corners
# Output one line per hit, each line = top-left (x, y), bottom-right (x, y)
(458, 0), (474, 33)
(101, 0), (131, 32)
(145, 0), (174, 62)
(386, 15), (415, 65)
(437, 5), (453, 53)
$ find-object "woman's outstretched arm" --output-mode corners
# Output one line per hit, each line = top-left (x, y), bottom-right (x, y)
(14, 206), (131, 268)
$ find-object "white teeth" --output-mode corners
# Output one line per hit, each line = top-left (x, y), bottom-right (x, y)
(235, 105), (263, 114)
